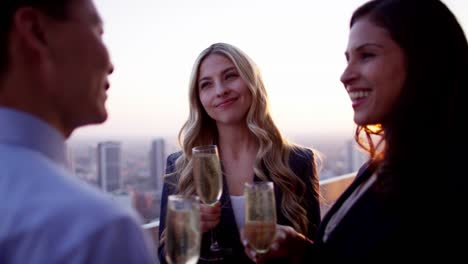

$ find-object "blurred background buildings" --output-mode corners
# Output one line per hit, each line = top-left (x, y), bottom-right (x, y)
(67, 135), (367, 223)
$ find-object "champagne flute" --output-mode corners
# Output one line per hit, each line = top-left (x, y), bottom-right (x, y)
(165, 195), (201, 264)
(244, 181), (277, 255)
(192, 145), (223, 261)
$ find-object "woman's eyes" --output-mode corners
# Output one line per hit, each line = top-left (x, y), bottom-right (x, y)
(346, 51), (376, 63)
(225, 73), (238, 80)
(199, 82), (210, 90)
(360, 52), (375, 60)
(199, 72), (238, 90)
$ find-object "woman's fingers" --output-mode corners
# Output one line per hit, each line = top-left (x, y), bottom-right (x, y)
(268, 225), (312, 263)
(199, 201), (221, 233)
(242, 224), (310, 262)
(240, 228), (258, 262)
(267, 225), (295, 258)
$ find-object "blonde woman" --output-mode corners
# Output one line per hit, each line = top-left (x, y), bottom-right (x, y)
(158, 43), (321, 263)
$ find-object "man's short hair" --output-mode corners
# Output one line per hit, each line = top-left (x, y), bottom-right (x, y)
(0, 0), (71, 74)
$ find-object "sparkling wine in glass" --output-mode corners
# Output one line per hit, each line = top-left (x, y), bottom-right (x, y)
(244, 181), (277, 254)
(165, 195), (201, 264)
(192, 145), (223, 261)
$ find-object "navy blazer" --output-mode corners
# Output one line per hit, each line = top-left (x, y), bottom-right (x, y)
(158, 147), (321, 264)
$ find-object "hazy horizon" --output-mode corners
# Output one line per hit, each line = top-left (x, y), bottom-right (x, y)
(68, 128), (357, 147)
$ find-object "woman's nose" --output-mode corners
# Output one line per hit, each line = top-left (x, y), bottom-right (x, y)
(340, 63), (357, 87)
(215, 82), (229, 96)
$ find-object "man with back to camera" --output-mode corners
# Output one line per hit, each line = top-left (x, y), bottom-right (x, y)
(0, 0), (155, 263)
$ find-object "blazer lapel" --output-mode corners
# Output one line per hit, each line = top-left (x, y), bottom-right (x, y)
(317, 160), (378, 240)
(217, 171), (243, 257)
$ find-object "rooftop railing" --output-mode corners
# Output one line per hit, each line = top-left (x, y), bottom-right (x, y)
(319, 172), (356, 216)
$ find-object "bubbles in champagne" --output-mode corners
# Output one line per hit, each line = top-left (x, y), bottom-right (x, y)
(244, 181), (277, 254)
(244, 220), (276, 253)
(165, 204), (201, 264)
(193, 153), (222, 205)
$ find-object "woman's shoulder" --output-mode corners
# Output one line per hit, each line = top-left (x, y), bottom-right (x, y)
(167, 151), (183, 161)
(289, 145), (314, 163)
(286, 145), (317, 178)
(166, 151), (184, 167)
(165, 151), (183, 176)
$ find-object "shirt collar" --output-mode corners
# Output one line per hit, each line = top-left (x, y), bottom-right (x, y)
(0, 107), (68, 167)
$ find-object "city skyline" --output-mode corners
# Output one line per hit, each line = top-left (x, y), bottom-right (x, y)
(68, 135), (367, 223)
(68, 133), (361, 180)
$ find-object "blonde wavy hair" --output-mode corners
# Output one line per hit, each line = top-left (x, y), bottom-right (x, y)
(169, 42), (319, 235)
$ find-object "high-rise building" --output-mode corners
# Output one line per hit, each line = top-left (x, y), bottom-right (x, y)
(97, 141), (122, 192)
(149, 138), (166, 192)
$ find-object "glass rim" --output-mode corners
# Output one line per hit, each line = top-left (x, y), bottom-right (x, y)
(192, 144), (218, 152)
(168, 194), (200, 202)
(244, 181), (274, 188)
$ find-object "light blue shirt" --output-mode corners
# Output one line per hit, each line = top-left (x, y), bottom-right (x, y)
(0, 108), (155, 263)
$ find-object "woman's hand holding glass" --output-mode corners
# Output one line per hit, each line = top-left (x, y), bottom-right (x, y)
(199, 201), (221, 233)
(192, 144), (224, 261)
(242, 181), (277, 263)
(242, 224), (312, 264)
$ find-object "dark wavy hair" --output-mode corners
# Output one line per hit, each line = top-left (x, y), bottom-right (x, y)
(350, 0), (468, 198)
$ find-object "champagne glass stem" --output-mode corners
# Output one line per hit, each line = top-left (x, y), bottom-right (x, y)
(210, 229), (221, 251)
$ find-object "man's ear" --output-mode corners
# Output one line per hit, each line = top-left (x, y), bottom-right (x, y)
(11, 7), (48, 57)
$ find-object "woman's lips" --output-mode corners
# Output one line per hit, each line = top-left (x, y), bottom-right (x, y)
(216, 98), (237, 108)
(352, 96), (367, 108)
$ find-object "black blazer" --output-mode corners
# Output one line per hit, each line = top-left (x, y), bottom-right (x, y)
(158, 147), (321, 264)
(304, 161), (409, 263)
(308, 159), (468, 263)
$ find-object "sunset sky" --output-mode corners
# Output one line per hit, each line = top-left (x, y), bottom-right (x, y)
(70, 0), (468, 142)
